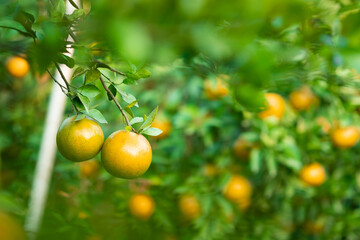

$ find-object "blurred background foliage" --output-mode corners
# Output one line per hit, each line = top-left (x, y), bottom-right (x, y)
(2, 0), (360, 239)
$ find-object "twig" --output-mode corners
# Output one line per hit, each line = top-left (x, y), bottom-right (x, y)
(47, 70), (68, 96)
(95, 59), (126, 76)
(54, 62), (71, 92)
(99, 76), (135, 132)
(53, 63), (80, 114)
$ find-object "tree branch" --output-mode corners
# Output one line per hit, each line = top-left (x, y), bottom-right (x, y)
(95, 59), (126, 76)
(54, 62), (72, 92)
(99, 76), (135, 132)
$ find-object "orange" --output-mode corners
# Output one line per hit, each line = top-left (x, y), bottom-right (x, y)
(0, 211), (26, 240)
(202, 164), (218, 177)
(289, 86), (317, 111)
(101, 130), (152, 178)
(316, 117), (331, 134)
(331, 126), (359, 149)
(56, 116), (104, 162)
(79, 160), (100, 179)
(300, 163), (326, 186)
(151, 119), (172, 140)
(129, 194), (155, 220)
(233, 138), (252, 160)
(223, 175), (252, 202)
(6, 56), (29, 78)
(178, 195), (201, 220)
(204, 75), (229, 100)
(258, 93), (285, 120)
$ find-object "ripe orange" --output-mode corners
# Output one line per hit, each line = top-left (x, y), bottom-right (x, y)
(223, 175), (252, 202)
(6, 56), (29, 78)
(178, 195), (201, 220)
(56, 116), (104, 162)
(289, 86), (317, 111)
(233, 138), (252, 160)
(300, 163), (326, 186)
(331, 126), (359, 149)
(151, 119), (172, 140)
(129, 194), (155, 220)
(0, 211), (26, 240)
(79, 160), (100, 179)
(204, 75), (229, 100)
(258, 93), (285, 120)
(101, 130), (152, 178)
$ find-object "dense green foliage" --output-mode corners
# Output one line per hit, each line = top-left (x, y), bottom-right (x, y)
(2, 0), (360, 239)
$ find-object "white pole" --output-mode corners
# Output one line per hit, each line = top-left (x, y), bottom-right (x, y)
(25, 1), (79, 239)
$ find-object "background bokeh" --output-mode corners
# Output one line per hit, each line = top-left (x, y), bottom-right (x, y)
(1, 0), (360, 239)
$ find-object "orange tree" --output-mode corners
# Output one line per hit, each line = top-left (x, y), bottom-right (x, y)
(1, 0), (360, 240)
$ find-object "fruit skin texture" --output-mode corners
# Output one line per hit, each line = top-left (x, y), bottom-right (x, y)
(233, 138), (252, 160)
(223, 175), (252, 202)
(300, 163), (326, 186)
(79, 160), (100, 179)
(289, 86), (317, 111)
(57, 116), (104, 162)
(258, 93), (285, 120)
(129, 194), (155, 220)
(204, 75), (229, 100)
(179, 195), (201, 220)
(101, 130), (152, 178)
(331, 126), (359, 149)
(0, 211), (26, 240)
(151, 119), (172, 139)
(6, 56), (29, 78)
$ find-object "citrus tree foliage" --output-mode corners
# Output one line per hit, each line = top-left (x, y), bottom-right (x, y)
(1, 0), (360, 240)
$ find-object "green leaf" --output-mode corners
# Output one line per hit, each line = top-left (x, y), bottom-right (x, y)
(250, 149), (261, 173)
(77, 93), (90, 113)
(66, 9), (84, 21)
(74, 114), (86, 121)
(72, 67), (87, 80)
(129, 117), (144, 125)
(78, 85), (101, 98)
(114, 86), (139, 107)
(139, 106), (158, 132)
(265, 153), (277, 177)
(50, 0), (66, 21)
(107, 84), (117, 100)
(278, 157), (302, 171)
(85, 69), (101, 84)
(57, 54), (75, 68)
(126, 100), (138, 109)
(142, 127), (163, 136)
(122, 78), (136, 85)
(87, 109), (107, 124)
(137, 68), (151, 78)
(124, 107), (134, 118)
(0, 19), (28, 35)
(72, 96), (85, 111)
